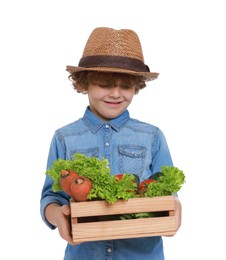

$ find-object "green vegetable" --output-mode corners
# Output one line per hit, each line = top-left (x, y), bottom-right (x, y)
(46, 154), (186, 206)
(119, 212), (154, 220)
(143, 166), (185, 197)
(46, 158), (75, 192)
(46, 153), (138, 203)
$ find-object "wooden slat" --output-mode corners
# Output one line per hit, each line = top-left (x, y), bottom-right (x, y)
(70, 196), (175, 217)
(72, 216), (177, 243)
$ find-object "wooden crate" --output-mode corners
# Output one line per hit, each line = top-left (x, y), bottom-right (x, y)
(70, 196), (177, 243)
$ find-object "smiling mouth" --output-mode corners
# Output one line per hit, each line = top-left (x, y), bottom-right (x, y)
(105, 101), (122, 105)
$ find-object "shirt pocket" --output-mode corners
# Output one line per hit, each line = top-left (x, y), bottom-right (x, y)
(118, 145), (146, 177)
(69, 147), (99, 159)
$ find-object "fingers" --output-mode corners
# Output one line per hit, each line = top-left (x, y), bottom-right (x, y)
(61, 205), (82, 245)
(55, 205), (72, 243)
(54, 204), (80, 245)
(61, 204), (71, 216)
(164, 198), (182, 237)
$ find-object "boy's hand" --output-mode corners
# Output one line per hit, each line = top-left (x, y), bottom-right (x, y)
(164, 197), (182, 237)
(174, 197), (182, 231)
(57, 205), (77, 245)
(45, 203), (79, 245)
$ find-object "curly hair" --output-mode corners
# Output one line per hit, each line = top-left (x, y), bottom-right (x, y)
(68, 71), (147, 94)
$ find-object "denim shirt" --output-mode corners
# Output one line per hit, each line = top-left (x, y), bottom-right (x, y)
(40, 107), (173, 260)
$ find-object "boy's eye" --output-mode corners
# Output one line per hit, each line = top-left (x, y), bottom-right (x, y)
(120, 85), (131, 89)
(98, 83), (111, 88)
(96, 82), (135, 89)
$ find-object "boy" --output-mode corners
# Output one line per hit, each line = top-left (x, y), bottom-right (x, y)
(40, 27), (181, 260)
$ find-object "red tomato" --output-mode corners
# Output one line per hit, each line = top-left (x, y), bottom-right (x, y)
(70, 176), (92, 202)
(115, 173), (124, 182)
(138, 179), (155, 192)
(59, 169), (79, 197)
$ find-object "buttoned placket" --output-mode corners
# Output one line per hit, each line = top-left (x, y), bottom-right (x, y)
(103, 125), (114, 260)
(103, 124), (111, 164)
(105, 240), (113, 260)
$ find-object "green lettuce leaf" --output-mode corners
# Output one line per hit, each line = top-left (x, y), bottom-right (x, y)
(46, 153), (138, 203)
(144, 166), (186, 197)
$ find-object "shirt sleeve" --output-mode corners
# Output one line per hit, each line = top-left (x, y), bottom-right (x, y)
(40, 132), (70, 229)
(150, 128), (173, 173)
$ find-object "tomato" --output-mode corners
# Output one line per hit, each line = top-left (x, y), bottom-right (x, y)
(138, 179), (155, 192)
(59, 169), (79, 197)
(115, 173), (124, 182)
(70, 176), (92, 202)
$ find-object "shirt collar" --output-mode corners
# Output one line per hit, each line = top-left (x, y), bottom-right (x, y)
(82, 106), (130, 133)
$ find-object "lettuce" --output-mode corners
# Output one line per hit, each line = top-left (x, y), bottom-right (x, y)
(46, 154), (185, 204)
(46, 153), (137, 203)
(144, 166), (185, 197)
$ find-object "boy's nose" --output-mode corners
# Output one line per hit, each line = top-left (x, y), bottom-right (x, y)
(109, 86), (121, 97)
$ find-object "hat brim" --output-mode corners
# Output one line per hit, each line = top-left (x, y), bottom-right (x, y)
(66, 66), (159, 81)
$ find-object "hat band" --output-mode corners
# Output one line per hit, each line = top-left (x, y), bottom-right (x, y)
(78, 55), (150, 72)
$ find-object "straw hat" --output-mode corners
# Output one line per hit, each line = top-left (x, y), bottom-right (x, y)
(66, 27), (159, 81)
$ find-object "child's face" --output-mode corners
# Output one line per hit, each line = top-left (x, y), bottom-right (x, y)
(87, 81), (136, 121)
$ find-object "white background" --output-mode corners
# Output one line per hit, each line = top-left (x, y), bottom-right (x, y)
(1, 0), (225, 259)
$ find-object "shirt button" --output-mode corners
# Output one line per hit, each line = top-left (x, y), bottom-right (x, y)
(105, 124), (109, 128)
(105, 142), (109, 146)
(107, 248), (112, 253)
